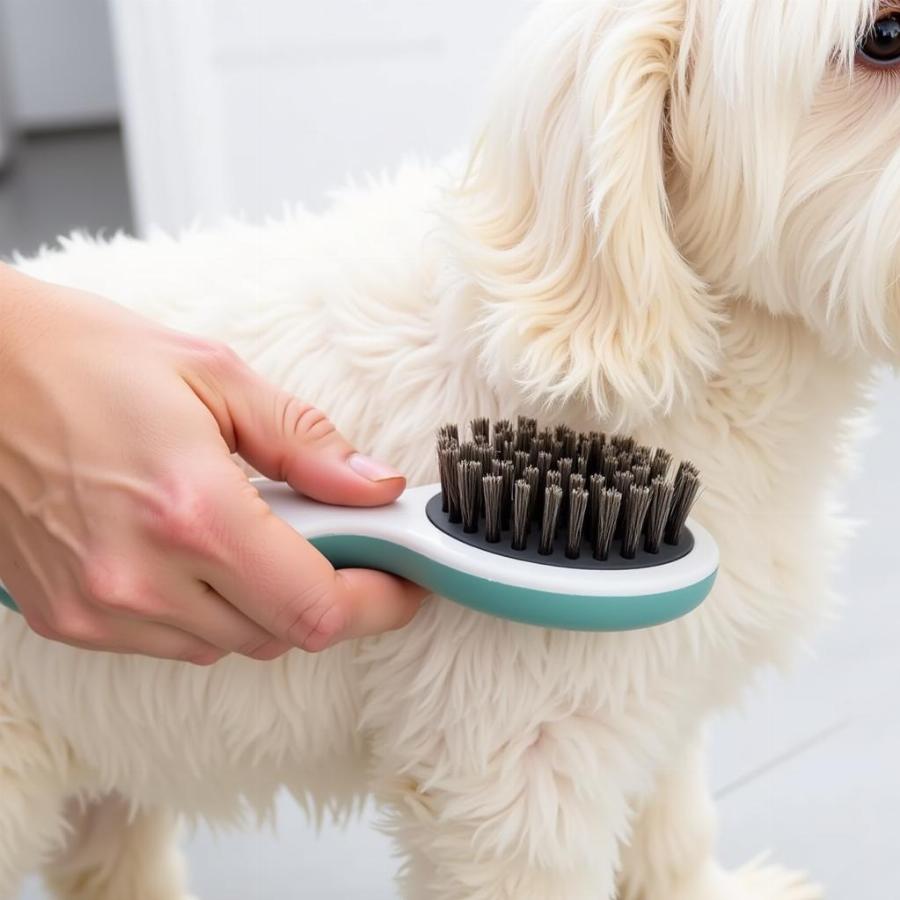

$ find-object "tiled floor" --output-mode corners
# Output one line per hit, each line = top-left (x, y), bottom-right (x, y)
(5, 131), (898, 899)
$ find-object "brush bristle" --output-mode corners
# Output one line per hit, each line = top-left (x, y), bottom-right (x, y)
(434, 418), (702, 563)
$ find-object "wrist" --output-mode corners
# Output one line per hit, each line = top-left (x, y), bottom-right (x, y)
(0, 264), (49, 373)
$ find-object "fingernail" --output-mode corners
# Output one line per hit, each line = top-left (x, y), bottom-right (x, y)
(348, 452), (405, 482)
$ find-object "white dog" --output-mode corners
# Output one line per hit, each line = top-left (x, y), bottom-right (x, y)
(1, 0), (895, 897)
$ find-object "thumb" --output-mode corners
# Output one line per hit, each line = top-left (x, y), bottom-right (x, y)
(209, 356), (406, 506)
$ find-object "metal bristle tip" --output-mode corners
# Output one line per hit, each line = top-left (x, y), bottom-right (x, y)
(566, 488), (589, 559)
(483, 475), (503, 543)
(457, 460), (482, 533)
(511, 479), (531, 551)
(621, 485), (652, 559)
(539, 485), (563, 555)
(433, 419), (702, 566)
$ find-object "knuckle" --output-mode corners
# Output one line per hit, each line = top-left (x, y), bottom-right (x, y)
(277, 396), (336, 443)
(82, 560), (147, 616)
(43, 604), (108, 647)
(148, 474), (219, 554)
(276, 579), (343, 652)
(195, 339), (243, 374)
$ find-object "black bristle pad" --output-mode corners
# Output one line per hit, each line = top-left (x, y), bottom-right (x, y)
(646, 477), (674, 553)
(483, 475), (503, 543)
(621, 485), (652, 559)
(512, 479), (531, 550)
(433, 420), (699, 568)
(457, 460), (482, 533)
(566, 488), (589, 559)
(594, 488), (622, 561)
(539, 485), (563, 555)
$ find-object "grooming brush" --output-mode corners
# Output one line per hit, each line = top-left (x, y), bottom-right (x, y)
(0, 418), (717, 632)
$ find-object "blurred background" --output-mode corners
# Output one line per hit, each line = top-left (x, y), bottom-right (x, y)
(0, 2), (896, 898)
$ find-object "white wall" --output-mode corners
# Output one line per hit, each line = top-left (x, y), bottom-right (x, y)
(0, 0), (119, 128)
(110, 0), (533, 235)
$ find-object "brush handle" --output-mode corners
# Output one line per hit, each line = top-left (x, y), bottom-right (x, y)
(0, 480), (718, 631)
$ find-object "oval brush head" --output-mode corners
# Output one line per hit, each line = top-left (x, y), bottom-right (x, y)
(0, 418), (718, 632)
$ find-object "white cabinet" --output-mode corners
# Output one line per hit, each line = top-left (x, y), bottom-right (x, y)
(109, 0), (530, 235)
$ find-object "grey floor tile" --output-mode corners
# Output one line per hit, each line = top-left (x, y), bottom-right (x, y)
(717, 708), (900, 899)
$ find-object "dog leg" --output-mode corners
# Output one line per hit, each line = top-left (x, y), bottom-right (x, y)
(374, 736), (627, 900)
(618, 737), (822, 900)
(0, 709), (74, 899)
(42, 795), (194, 900)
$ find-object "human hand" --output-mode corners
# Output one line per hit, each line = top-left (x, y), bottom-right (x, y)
(0, 265), (426, 663)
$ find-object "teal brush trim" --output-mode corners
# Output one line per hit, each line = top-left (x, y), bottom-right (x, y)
(312, 535), (715, 631)
(0, 534), (716, 630)
(0, 584), (15, 613)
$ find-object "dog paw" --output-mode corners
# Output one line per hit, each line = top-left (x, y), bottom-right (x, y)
(731, 855), (824, 900)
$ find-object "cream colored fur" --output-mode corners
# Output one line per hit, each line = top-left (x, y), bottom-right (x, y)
(1, 0), (893, 897)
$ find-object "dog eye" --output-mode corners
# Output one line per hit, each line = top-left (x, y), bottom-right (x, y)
(859, 13), (900, 64)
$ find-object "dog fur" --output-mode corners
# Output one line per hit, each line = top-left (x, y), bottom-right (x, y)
(1, 0), (894, 897)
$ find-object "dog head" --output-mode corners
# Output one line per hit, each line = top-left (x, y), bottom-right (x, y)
(455, 0), (898, 423)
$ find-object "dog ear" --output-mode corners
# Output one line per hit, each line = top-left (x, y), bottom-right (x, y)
(451, 0), (720, 424)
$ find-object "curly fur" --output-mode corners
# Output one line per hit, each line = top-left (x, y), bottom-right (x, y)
(1, 0), (894, 897)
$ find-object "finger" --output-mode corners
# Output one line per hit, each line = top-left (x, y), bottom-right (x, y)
(199, 474), (427, 650)
(184, 348), (406, 506)
(124, 577), (292, 660)
(22, 604), (227, 665)
(311, 568), (426, 649)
